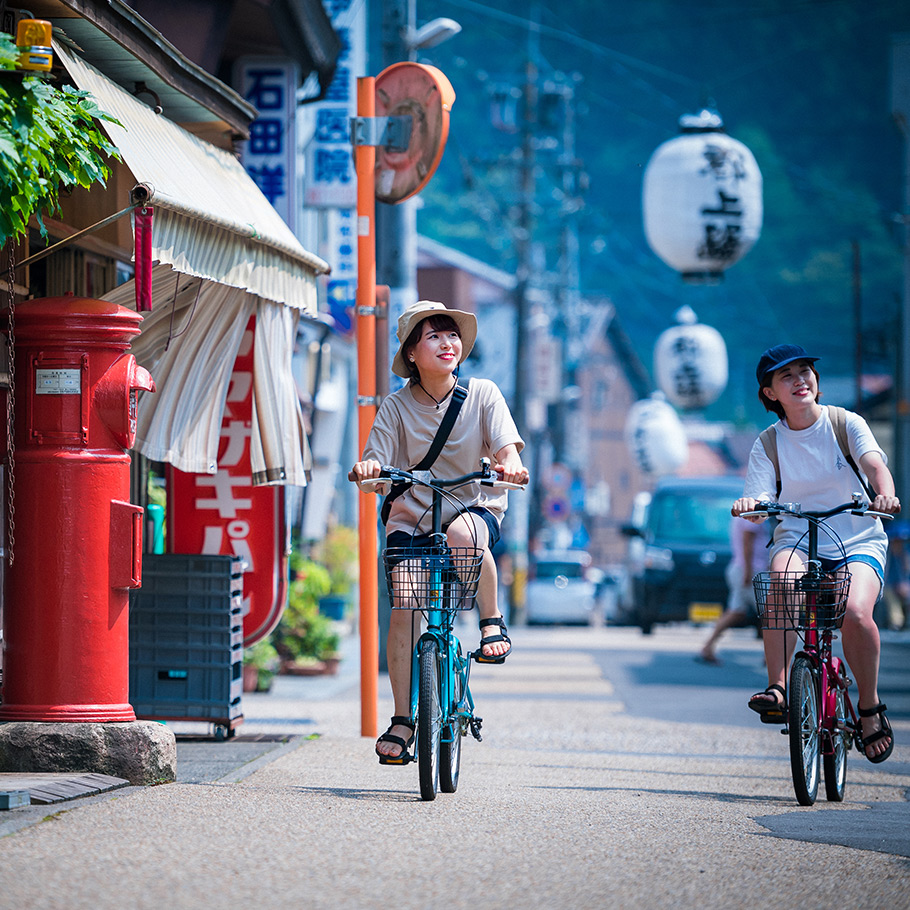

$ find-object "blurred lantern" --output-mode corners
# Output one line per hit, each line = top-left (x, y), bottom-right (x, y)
(624, 394), (688, 476)
(654, 306), (728, 410)
(642, 109), (762, 283)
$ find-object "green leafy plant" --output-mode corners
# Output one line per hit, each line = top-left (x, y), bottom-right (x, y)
(0, 32), (120, 246)
(312, 524), (358, 597)
(271, 555), (339, 662)
(243, 639), (280, 691)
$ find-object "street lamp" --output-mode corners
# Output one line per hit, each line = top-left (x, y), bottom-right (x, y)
(406, 18), (462, 52)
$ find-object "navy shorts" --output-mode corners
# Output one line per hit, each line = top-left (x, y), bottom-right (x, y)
(386, 506), (500, 553)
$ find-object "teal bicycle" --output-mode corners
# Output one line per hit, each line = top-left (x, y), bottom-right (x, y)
(359, 458), (523, 801)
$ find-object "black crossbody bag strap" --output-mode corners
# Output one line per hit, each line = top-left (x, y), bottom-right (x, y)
(380, 380), (469, 525)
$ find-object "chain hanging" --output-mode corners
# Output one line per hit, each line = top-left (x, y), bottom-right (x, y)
(5, 249), (15, 567)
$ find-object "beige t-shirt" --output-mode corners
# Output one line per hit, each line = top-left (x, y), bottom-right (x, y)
(362, 378), (524, 535)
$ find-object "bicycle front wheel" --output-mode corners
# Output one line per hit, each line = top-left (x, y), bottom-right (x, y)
(439, 646), (464, 793)
(823, 667), (849, 802)
(418, 638), (442, 801)
(789, 656), (821, 806)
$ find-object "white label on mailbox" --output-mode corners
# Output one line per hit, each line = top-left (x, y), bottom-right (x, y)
(35, 369), (81, 395)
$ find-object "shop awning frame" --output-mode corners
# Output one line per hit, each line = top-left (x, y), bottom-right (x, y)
(55, 41), (329, 312)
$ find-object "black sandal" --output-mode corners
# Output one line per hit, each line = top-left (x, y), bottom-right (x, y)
(375, 716), (415, 765)
(858, 702), (894, 764)
(748, 684), (787, 724)
(475, 617), (511, 664)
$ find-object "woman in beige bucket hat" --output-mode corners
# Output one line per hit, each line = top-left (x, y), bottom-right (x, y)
(352, 300), (528, 763)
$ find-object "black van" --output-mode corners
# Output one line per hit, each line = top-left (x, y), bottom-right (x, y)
(620, 476), (744, 634)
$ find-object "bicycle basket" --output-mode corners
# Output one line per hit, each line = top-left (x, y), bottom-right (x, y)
(384, 546), (484, 611)
(752, 569), (851, 631)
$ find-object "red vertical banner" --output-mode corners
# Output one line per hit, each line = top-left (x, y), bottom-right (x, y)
(133, 205), (153, 312)
(168, 315), (288, 645)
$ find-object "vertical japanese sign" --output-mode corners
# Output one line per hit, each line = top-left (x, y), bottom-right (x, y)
(237, 59), (299, 231)
(303, 0), (366, 332)
(168, 317), (288, 647)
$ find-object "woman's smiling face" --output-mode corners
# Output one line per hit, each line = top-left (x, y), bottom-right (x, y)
(763, 359), (818, 410)
(408, 320), (462, 379)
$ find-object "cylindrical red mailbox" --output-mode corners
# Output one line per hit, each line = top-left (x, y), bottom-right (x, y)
(0, 295), (154, 722)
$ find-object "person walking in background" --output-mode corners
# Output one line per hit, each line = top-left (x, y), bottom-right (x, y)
(698, 515), (770, 664)
(882, 521), (910, 630)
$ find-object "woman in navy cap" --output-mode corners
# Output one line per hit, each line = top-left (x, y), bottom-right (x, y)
(732, 344), (900, 763)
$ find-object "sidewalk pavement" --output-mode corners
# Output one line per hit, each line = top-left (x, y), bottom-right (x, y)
(1, 623), (908, 823)
(0, 631), (362, 827)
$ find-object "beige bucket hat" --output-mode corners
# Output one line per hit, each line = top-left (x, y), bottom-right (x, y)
(391, 300), (477, 378)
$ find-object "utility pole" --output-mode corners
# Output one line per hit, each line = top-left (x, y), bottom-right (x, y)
(890, 34), (910, 499)
(512, 55), (536, 442)
(377, 0), (417, 326)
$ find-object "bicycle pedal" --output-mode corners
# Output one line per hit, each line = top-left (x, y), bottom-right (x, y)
(470, 717), (483, 742)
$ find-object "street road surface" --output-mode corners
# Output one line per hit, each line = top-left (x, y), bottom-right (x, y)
(0, 623), (908, 910)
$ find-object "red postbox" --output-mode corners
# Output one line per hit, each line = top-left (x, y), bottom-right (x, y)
(0, 295), (154, 722)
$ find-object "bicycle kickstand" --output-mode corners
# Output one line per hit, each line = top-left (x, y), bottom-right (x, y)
(470, 716), (483, 742)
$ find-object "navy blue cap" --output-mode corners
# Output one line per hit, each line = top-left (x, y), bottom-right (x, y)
(756, 344), (819, 385)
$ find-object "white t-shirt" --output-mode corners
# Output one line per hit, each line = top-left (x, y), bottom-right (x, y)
(362, 378), (524, 535)
(743, 405), (887, 564)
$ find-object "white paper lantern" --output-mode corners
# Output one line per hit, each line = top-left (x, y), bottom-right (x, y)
(625, 394), (688, 476)
(654, 306), (728, 410)
(642, 109), (762, 282)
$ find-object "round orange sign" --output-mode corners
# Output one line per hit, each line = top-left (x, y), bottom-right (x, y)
(374, 62), (455, 204)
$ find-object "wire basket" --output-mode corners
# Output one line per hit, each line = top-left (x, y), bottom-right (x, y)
(752, 569), (851, 631)
(384, 546), (484, 612)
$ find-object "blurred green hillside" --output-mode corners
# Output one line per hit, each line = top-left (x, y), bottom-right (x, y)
(376, 0), (910, 423)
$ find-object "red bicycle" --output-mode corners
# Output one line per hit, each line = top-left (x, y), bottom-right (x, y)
(746, 495), (891, 806)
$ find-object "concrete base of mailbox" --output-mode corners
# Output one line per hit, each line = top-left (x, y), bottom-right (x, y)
(0, 720), (176, 786)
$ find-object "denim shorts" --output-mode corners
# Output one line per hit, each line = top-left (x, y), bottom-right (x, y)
(813, 554), (885, 600)
(386, 506), (500, 553)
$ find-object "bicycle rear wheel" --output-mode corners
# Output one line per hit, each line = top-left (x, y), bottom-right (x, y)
(823, 668), (849, 802)
(418, 638), (442, 801)
(439, 647), (464, 793)
(789, 656), (820, 806)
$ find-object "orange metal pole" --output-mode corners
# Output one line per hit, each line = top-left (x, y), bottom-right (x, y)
(355, 77), (378, 739)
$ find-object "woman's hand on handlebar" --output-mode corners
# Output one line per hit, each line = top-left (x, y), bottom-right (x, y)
(495, 462), (529, 486)
(872, 493), (901, 516)
(732, 496), (768, 522)
(494, 444), (529, 486)
(350, 459), (390, 493)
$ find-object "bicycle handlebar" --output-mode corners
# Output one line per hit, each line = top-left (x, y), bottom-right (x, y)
(348, 460), (528, 492)
(741, 500), (893, 521)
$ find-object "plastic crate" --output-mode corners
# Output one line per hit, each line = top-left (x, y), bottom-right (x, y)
(129, 553), (244, 725)
(130, 662), (243, 721)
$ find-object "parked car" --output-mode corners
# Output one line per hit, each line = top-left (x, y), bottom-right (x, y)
(525, 550), (598, 625)
(619, 476), (743, 634)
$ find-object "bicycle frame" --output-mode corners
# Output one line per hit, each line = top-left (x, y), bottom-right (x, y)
(792, 571), (858, 759)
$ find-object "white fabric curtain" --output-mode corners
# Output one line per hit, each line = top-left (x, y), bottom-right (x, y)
(104, 265), (310, 485)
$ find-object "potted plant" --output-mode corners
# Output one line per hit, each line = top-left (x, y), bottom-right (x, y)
(272, 555), (340, 674)
(313, 525), (358, 620)
(242, 639), (280, 692)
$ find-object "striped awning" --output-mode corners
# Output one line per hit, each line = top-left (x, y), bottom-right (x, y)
(104, 265), (312, 485)
(55, 41), (328, 310)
